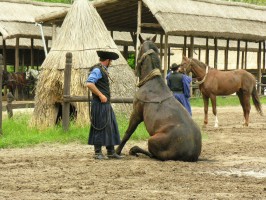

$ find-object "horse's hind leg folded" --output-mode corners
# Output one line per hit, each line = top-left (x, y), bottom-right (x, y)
(129, 146), (153, 158)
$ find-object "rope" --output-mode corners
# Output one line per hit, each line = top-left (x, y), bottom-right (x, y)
(137, 68), (161, 87)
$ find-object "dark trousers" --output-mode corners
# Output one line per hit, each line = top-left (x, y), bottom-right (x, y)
(94, 145), (114, 154)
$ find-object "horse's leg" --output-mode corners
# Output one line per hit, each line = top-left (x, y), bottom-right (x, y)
(236, 90), (246, 124)
(116, 110), (143, 155)
(202, 95), (209, 127)
(210, 95), (218, 127)
(242, 92), (251, 126)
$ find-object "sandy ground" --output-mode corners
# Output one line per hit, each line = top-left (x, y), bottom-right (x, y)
(0, 106), (265, 200)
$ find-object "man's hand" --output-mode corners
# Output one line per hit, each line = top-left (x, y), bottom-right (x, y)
(99, 94), (107, 103)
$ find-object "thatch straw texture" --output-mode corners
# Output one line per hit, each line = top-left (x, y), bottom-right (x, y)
(31, 0), (135, 128)
(0, 0), (69, 39)
(93, 0), (266, 42)
(144, 0), (266, 41)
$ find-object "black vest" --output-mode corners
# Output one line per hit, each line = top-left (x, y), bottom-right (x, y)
(90, 64), (110, 102)
(168, 72), (184, 93)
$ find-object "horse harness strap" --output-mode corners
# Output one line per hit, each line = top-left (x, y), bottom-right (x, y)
(137, 49), (155, 65)
(137, 68), (161, 87)
(195, 66), (209, 85)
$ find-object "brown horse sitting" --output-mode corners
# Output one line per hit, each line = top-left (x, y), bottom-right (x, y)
(180, 56), (263, 127)
(115, 35), (202, 161)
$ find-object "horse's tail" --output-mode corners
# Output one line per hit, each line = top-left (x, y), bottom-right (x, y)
(252, 86), (263, 116)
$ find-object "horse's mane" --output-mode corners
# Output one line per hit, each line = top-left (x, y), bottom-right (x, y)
(192, 58), (208, 69)
(144, 38), (161, 70)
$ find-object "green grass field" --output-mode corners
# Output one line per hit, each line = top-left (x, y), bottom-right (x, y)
(0, 95), (265, 148)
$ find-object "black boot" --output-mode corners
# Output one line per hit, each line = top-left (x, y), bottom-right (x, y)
(106, 146), (123, 159)
(94, 145), (108, 160)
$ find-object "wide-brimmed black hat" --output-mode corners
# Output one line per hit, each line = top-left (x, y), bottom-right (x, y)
(170, 63), (180, 70)
(96, 50), (119, 60)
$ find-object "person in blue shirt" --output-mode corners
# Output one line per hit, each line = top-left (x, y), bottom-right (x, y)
(166, 63), (192, 116)
(86, 50), (122, 160)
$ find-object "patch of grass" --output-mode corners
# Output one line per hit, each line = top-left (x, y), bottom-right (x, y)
(1, 95), (264, 148)
(190, 95), (266, 107)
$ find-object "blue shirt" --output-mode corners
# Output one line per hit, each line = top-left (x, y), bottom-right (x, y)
(86, 65), (108, 83)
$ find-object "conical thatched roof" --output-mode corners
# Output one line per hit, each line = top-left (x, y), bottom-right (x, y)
(31, 0), (135, 128)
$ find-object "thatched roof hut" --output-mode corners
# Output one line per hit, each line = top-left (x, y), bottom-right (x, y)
(31, 0), (135, 128)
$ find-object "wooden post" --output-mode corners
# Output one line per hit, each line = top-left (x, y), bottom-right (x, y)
(189, 36), (194, 58)
(123, 46), (129, 60)
(205, 37), (209, 65)
(6, 92), (15, 119)
(183, 36), (187, 56)
(31, 38), (34, 67)
(245, 41), (248, 70)
(160, 34), (163, 67)
(62, 52), (72, 131)
(3, 39), (6, 71)
(198, 48), (201, 61)
(0, 54), (3, 134)
(263, 41), (265, 72)
(214, 38), (218, 69)
(236, 40), (240, 69)
(164, 34), (168, 80)
(241, 51), (244, 69)
(224, 39), (229, 70)
(135, 0), (142, 66)
(257, 42), (262, 95)
(168, 47), (171, 68)
(15, 37), (19, 99)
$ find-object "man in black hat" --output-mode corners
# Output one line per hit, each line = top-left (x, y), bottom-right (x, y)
(86, 50), (122, 160)
(166, 63), (192, 116)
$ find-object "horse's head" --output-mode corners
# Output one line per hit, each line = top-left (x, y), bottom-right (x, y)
(135, 35), (160, 78)
(2, 70), (10, 86)
(180, 55), (193, 74)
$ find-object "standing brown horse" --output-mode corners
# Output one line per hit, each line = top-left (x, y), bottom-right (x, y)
(115, 35), (202, 161)
(180, 56), (263, 127)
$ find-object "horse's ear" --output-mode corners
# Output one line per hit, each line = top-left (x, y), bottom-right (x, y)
(139, 34), (144, 44)
(151, 35), (157, 43)
(182, 55), (189, 62)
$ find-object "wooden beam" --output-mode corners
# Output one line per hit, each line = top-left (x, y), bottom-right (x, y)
(15, 37), (19, 72)
(214, 38), (218, 69)
(123, 45), (129, 60)
(241, 51), (244, 69)
(160, 34), (163, 68)
(63, 96), (134, 103)
(2, 39), (6, 71)
(164, 34), (168, 80)
(183, 36), (187, 56)
(224, 39), (229, 70)
(257, 42), (262, 95)
(141, 23), (161, 29)
(62, 52), (72, 131)
(244, 41), (248, 70)
(189, 36), (194, 58)
(263, 41), (265, 72)
(31, 38), (34, 67)
(205, 37), (209, 65)
(236, 40), (240, 69)
(135, 0), (142, 66)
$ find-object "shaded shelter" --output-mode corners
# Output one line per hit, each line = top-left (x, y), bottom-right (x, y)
(0, 0), (69, 71)
(31, 0), (135, 127)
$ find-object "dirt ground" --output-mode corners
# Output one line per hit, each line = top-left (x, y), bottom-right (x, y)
(0, 106), (265, 200)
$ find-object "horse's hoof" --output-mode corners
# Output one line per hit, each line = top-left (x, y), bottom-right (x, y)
(129, 149), (139, 157)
